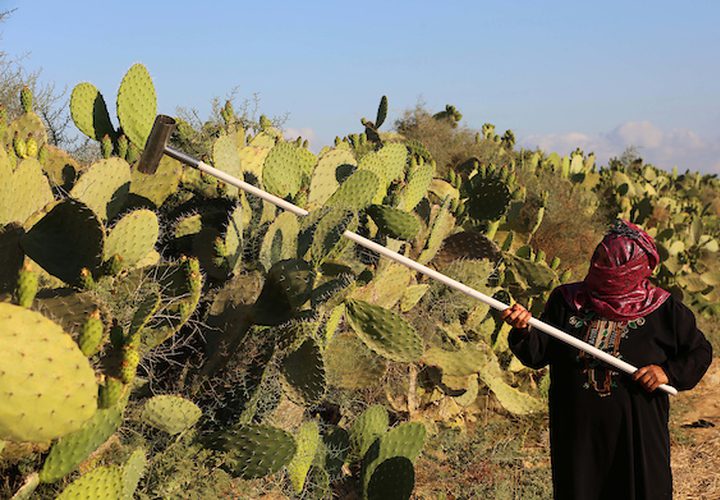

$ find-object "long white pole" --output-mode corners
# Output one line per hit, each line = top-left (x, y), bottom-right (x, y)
(190, 157), (678, 396)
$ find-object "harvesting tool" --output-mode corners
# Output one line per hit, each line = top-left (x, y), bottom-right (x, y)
(138, 115), (678, 396)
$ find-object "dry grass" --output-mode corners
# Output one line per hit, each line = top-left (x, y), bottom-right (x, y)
(394, 104), (508, 176)
(670, 360), (720, 499)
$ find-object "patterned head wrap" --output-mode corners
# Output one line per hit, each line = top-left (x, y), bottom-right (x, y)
(559, 220), (671, 321)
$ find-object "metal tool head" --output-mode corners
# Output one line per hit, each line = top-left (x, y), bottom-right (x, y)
(137, 115), (176, 174)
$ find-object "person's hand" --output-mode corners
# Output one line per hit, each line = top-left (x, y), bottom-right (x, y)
(632, 365), (669, 392)
(500, 303), (532, 330)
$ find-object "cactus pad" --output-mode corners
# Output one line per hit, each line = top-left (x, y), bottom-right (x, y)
(218, 424), (297, 479)
(325, 332), (387, 389)
(121, 448), (147, 500)
(286, 421), (321, 494)
(21, 200), (104, 286)
(366, 456), (415, 500)
(366, 204), (421, 240)
(70, 158), (131, 221)
(345, 299), (423, 362)
(281, 338), (326, 405)
(325, 169), (381, 210)
(70, 83), (115, 141)
(350, 405), (389, 459)
(56, 465), (124, 500)
(361, 422), (426, 495)
(39, 404), (123, 482)
(0, 158), (54, 226)
(142, 395), (202, 435)
(0, 223), (24, 294)
(103, 209), (159, 269)
(308, 148), (357, 208)
(116, 64), (157, 149)
(0, 303), (97, 443)
(253, 259), (315, 325)
(130, 156), (182, 207)
(397, 160), (434, 211)
(307, 208), (356, 267)
(259, 211), (299, 271)
(263, 142), (316, 198)
(465, 170), (512, 221)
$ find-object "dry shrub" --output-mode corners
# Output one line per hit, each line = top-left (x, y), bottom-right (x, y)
(520, 169), (612, 279)
(394, 104), (508, 176)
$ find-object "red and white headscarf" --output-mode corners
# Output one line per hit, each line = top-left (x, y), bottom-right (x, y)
(559, 220), (671, 321)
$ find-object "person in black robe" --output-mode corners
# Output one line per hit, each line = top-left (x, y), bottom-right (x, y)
(502, 220), (713, 500)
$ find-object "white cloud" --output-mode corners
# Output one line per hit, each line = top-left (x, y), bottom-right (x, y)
(522, 121), (720, 174)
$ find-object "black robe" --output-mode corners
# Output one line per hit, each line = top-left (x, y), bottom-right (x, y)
(509, 289), (712, 500)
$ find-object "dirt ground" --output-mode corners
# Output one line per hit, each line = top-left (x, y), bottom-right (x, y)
(670, 359), (720, 499)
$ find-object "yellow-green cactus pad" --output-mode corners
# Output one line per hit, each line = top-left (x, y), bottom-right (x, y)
(0, 303), (97, 442)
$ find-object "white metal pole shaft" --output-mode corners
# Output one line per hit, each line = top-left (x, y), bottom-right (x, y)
(194, 159), (678, 396)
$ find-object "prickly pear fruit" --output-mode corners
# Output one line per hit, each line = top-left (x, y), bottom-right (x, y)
(78, 310), (103, 356)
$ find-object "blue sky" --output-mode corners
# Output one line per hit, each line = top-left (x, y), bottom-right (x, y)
(3, 1), (719, 172)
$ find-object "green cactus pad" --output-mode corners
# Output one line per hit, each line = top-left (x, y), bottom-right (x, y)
(0, 158), (54, 226)
(399, 284), (429, 312)
(70, 158), (131, 221)
(418, 197), (455, 264)
(39, 403), (123, 482)
(396, 160), (434, 212)
(323, 426), (351, 478)
(103, 209), (159, 268)
(308, 148), (357, 208)
(281, 338), (326, 405)
(287, 421), (321, 494)
(351, 262), (412, 309)
(121, 448), (147, 500)
(345, 299), (423, 362)
(350, 405), (389, 459)
(366, 205), (421, 240)
(307, 208), (356, 267)
(465, 170), (512, 221)
(70, 83), (115, 141)
(21, 200), (104, 286)
(78, 310), (103, 356)
(98, 377), (126, 409)
(362, 422), (426, 495)
(212, 132), (244, 195)
(263, 142), (316, 198)
(238, 145), (271, 179)
(432, 231), (502, 268)
(253, 259), (315, 325)
(325, 169), (381, 210)
(130, 156), (182, 207)
(42, 145), (81, 191)
(366, 456), (415, 500)
(56, 465), (124, 500)
(218, 424), (297, 479)
(422, 342), (493, 377)
(0, 303), (97, 443)
(259, 211), (300, 271)
(142, 395), (202, 435)
(116, 64), (157, 149)
(476, 347), (543, 415)
(325, 332), (387, 389)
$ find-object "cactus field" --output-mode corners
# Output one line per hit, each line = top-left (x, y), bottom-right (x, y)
(0, 64), (718, 499)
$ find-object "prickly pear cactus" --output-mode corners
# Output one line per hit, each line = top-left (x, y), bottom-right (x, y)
(361, 422), (426, 497)
(0, 158), (54, 226)
(345, 299), (424, 362)
(116, 63), (157, 149)
(70, 83), (115, 141)
(280, 338), (326, 405)
(103, 209), (160, 269)
(0, 303), (97, 443)
(216, 424), (297, 479)
(20, 199), (104, 286)
(286, 421), (321, 494)
(263, 141), (316, 198)
(350, 405), (389, 459)
(69, 158), (131, 221)
(142, 395), (202, 435)
(39, 404), (124, 482)
(55, 465), (124, 500)
(366, 204), (421, 240)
